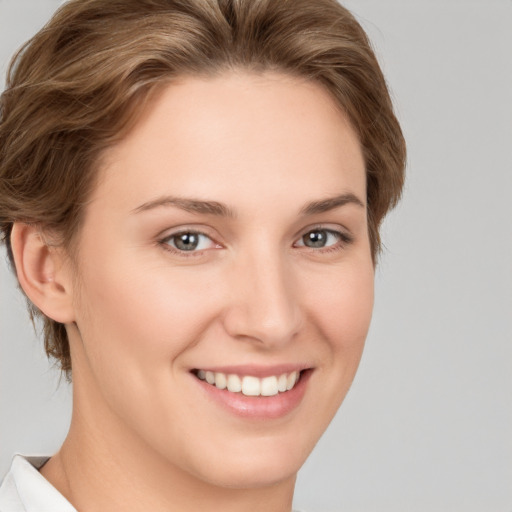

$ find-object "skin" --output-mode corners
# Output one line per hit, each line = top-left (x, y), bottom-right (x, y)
(13, 71), (374, 512)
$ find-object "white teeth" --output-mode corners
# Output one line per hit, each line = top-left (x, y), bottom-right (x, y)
(227, 374), (242, 393)
(196, 369), (302, 396)
(277, 374), (288, 392)
(261, 376), (279, 396)
(242, 376), (261, 396)
(215, 372), (227, 390)
(286, 371), (298, 391)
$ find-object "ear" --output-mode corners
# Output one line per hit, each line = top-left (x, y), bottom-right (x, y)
(10, 222), (76, 324)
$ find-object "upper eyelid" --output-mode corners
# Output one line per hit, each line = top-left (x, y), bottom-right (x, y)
(294, 223), (352, 241)
(293, 227), (352, 247)
(158, 224), (218, 240)
(160, 229), (218, 247)
(159, 223), (349, 238)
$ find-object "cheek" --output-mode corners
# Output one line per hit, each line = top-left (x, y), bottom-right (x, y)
(307, 259), (374, 418)
(75, 258), (220, 369)
(310, 261), (374, 355)
(281, 260), (374, 454)
(70, 255), (223, 445)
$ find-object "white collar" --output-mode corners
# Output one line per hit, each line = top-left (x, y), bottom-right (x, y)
(0, 455), (76, 512)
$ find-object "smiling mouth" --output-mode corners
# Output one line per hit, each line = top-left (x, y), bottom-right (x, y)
(192, 369), (303, 397)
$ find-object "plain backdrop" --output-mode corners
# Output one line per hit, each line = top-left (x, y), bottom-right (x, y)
(1, 1), (511, 511)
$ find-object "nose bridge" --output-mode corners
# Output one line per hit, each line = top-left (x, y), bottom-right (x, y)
(224, 241), (302, 346)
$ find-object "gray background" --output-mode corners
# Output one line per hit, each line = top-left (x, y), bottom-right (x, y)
(1, 1), (511, 511)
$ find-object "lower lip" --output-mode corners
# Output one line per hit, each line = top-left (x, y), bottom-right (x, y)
(193, 370), (312, 420)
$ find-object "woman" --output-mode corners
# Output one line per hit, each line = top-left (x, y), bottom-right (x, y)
(0, 0), (405, 510)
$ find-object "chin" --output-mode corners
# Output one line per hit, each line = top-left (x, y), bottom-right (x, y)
(180, 431), (316, 490)
(197, 455), (301, 490)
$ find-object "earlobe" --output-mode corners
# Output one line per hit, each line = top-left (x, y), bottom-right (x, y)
(10, 222), (76, 324)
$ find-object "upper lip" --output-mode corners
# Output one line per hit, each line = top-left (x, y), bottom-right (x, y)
(191, 364), (312, 378)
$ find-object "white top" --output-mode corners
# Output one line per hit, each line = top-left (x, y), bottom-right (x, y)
(0, 455), (76, 512)
(1, 455), (303, 511)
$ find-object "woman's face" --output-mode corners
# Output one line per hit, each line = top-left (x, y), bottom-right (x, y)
(67, 71), (374, 488)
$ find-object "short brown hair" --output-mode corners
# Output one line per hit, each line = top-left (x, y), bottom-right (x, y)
(0, 0), (406, 376)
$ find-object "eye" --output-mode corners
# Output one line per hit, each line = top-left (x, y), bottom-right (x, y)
(161, 231), (217, 253)
(295, 228), (350, 250)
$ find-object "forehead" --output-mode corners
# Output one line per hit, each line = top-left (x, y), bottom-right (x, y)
(92, 71), (366, 215)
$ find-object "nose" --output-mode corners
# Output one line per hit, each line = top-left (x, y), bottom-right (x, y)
(222, 249), (303, 348)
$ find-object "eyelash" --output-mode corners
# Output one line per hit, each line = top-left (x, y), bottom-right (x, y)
(158, 226), (354, 259)
(299, 226), (353, 249)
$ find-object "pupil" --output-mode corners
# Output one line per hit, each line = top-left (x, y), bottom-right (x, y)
(305, 230), (326, 248)
(175, 233), (199, 251)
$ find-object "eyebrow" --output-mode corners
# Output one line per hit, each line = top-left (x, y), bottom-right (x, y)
(298, 193), (365, 215)
(132, 192), (364, 218)
(132, 196), (236, 217)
